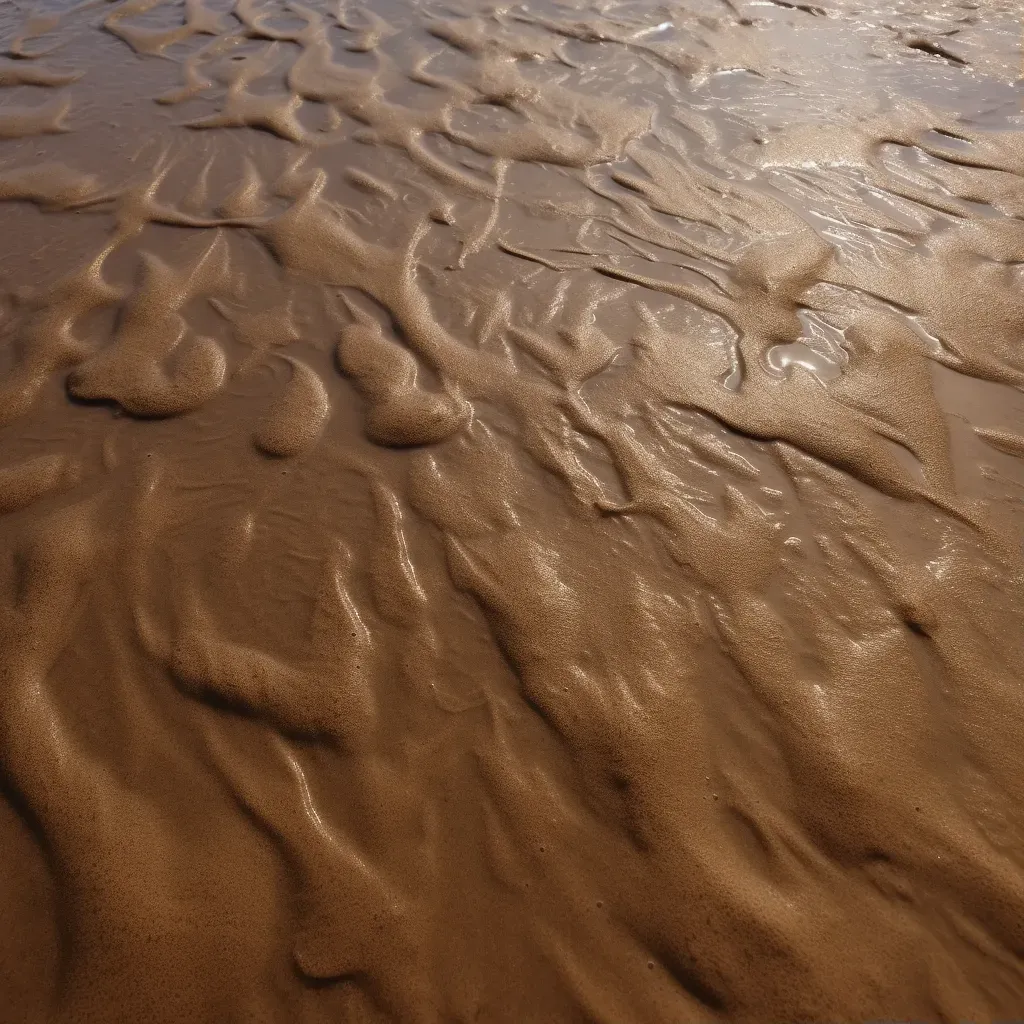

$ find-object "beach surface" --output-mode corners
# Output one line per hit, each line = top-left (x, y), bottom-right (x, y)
(0, 1), (1023, 1020)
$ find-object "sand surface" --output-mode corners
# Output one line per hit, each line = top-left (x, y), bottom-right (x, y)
(0, 0), (1023, 1020)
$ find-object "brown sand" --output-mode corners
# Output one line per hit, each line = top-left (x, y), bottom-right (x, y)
(0, 0), (1023, 1020)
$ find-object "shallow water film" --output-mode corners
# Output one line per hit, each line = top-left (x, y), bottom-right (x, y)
(1, 0), (1024, 1020)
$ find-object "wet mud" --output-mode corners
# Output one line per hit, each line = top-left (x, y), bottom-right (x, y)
(0, 0), (1023, 1020)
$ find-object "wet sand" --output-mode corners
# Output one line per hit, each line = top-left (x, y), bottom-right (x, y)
(0, 0), (1023, 1020)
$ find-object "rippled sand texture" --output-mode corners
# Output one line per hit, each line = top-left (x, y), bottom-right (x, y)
(1, 0), (1024, 1020)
